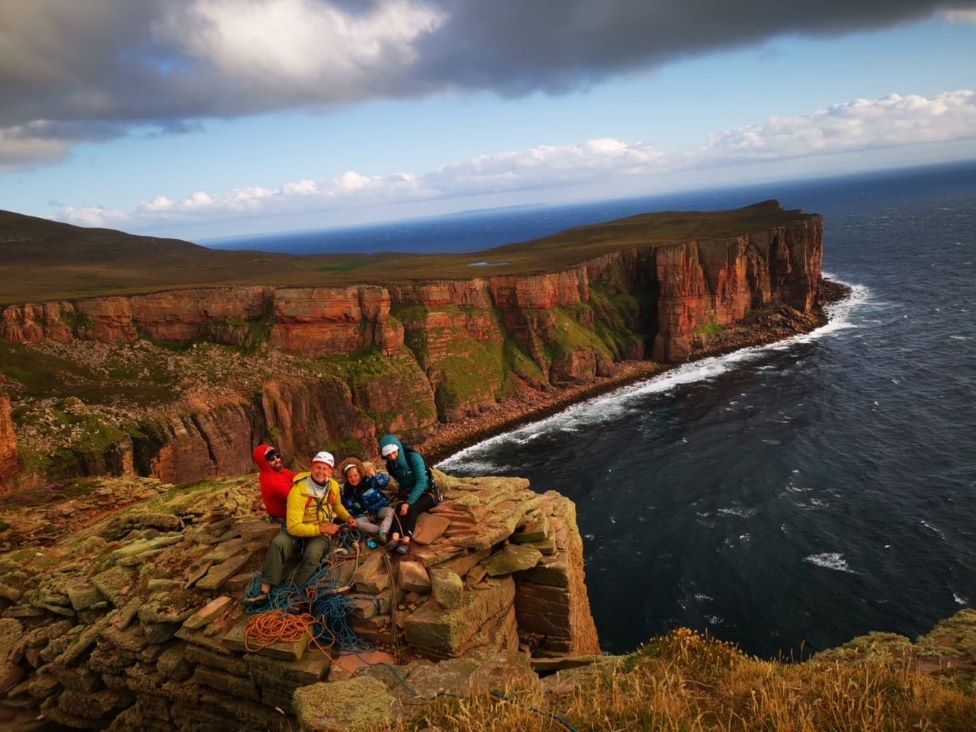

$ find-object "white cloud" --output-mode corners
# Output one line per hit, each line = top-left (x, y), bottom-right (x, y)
(943, 9), (976, 23)
(155, 0), (444, 98)
(62, 206), (129, 228)
(55, 89), (976, 231)
(700, 91), (976, 162)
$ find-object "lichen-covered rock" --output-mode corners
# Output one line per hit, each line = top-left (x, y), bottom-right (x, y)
(484, 543), (543, 576)
(430, 568), (464, 610)
(293, 676), (396, 732)
(405, 577), (515, 658)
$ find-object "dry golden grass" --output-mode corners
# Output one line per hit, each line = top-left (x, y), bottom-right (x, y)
(394, 628), (976, 731)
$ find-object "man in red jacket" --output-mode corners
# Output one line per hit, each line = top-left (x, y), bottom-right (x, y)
(252, 443), (295, 524)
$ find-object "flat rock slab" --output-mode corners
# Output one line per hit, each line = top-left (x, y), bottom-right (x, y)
(330, 650), (396, 682)
(411, 514), (451, 545)
(196, 553), (253, 592)
(294, 676), (396, 732)
(484, 543), (543, 576)
(246, 649), (331, 690)
(183, 595), (233, 630)
(91, 566), (135, 607)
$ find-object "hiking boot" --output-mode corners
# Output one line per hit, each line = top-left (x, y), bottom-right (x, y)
(394, 544), (409, 556)
(242, 592), (269, 607)
(377, 531), (388, 545)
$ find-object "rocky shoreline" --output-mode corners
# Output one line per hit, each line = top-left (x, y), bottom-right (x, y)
(418, 278), (852, 464)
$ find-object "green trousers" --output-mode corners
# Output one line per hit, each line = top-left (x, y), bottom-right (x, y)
(259, 530), (332, 587)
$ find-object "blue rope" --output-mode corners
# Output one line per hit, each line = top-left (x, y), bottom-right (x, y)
(242, 530), (374, 651)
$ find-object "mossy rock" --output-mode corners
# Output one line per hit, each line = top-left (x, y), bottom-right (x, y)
(916, 609), (976, 662)
(293, 675), (396, 731)
(814, 631), (913, 664)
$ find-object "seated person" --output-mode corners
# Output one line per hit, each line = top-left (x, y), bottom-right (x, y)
(379, 434), (439, 555)
(244, 450), (356, 606)
(338, 457), (395, 545)
(251, 443), (295, 525)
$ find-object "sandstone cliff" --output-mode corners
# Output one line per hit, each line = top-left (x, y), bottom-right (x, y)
(0, 470), (598, 729)
(0, 204), (825, 489)
(0, 387), (18, 485)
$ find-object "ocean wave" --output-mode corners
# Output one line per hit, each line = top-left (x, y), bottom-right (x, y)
(804, 552), (855, 573)
(919, 520), (946, 540)
(717, 506), (757, 518)
(438, 277), (867, 469)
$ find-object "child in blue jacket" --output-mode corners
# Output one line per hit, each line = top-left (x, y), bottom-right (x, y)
(338, 457), (395, 545)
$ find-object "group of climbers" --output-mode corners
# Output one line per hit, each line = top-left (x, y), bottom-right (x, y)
(244, 434), (438, 607)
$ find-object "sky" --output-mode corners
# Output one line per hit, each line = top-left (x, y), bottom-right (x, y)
(1, 1), (975, 241)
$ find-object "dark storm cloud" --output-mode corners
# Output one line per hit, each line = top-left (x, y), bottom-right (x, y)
(1, 0), (974, 167)
(415, 0), (976, 94)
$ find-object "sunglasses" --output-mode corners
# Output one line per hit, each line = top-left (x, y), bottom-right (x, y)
(266, 451), (282, 461)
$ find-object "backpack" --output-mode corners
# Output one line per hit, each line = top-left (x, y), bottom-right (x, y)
(403, 445), (443, 505)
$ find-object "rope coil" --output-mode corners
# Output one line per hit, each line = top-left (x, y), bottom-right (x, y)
(243, 528), (374, 653)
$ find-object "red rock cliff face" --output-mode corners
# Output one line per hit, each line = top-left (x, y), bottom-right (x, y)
(653, 219), (823, 361)
(0, 215), (823, 485)
(0, 388), (19, 490)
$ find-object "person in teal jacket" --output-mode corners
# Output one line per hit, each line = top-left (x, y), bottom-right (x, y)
(379, 434), (438, 555)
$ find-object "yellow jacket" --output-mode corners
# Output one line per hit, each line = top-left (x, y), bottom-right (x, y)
(286, 475), (350, 538)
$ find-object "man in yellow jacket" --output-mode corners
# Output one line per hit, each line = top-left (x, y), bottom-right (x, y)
(244, 451), (356, 606)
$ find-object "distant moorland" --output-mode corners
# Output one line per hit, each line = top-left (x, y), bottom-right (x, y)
(0, 201), (814, 303)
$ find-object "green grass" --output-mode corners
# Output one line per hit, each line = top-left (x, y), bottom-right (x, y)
(695, 315), (724, 337)
(0, 341), (176, 404)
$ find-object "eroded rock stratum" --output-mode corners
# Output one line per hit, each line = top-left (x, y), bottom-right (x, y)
(0, 209), (826, 491)
(0, 469), (598, 729)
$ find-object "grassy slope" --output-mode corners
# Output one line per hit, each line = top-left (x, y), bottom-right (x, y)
(401, 624), (976, 731)
(1, 201), (814, 304)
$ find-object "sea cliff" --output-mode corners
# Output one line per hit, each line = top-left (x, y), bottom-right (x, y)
(0, 203), (826, 490)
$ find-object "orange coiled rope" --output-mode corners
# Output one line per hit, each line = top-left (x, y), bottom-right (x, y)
(243, 610), (332, 652)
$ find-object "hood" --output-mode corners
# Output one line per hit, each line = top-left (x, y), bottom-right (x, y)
(379, 434), (408, 472)
(252, 443), (277, 472)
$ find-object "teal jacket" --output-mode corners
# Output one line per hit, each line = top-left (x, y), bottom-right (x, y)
(379, 434), (430, 505)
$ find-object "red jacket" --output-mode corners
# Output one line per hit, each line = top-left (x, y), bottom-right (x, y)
(252, 443), (295, 519)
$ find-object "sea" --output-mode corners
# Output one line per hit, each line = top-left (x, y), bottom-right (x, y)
(216, 161), (976, 658)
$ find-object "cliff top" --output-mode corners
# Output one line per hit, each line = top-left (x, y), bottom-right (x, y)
(1, 200), (816, 304)
(1, 469), (974, 730)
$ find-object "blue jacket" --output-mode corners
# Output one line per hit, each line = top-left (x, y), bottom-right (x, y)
(379, 434), (430, 505)
(342, 472), (390, 517)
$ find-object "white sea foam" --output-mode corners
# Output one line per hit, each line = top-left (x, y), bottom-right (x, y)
(718, 506), (757, 518)
(437, 276), (868, 469)
(804, 552), (855, 573)
(953, 592), (968, 606)
(920, 520), (946, 540)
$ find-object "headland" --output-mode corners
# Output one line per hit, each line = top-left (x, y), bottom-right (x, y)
(1, 200), (833, 489)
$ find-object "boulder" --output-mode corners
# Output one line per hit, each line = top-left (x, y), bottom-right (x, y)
(430, 568), (463, 610)
(293, 676), (396, 732)
(484, 544), (543, 576)
(398, 561), (431, 593)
